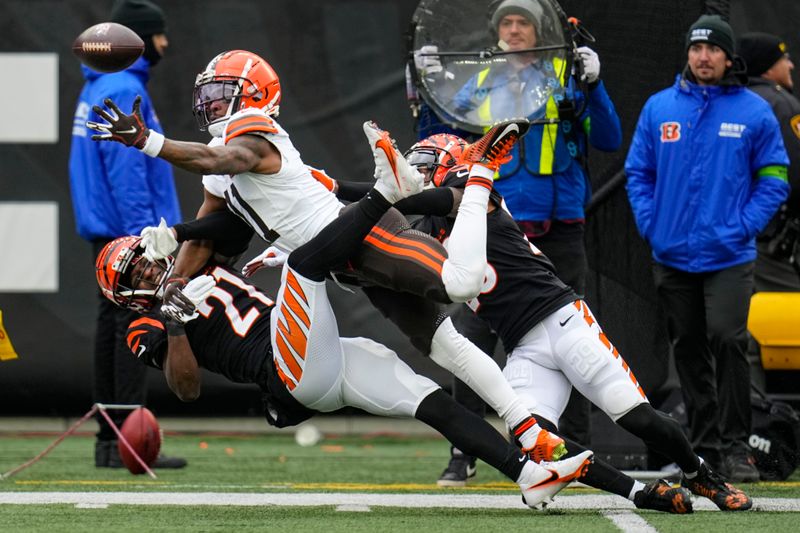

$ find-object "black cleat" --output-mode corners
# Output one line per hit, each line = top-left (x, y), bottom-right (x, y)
(681, 463), (753, 511)
(634, 479), (693, 514)
(437, 447), (477, 488)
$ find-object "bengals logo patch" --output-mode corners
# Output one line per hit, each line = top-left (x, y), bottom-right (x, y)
(790, 115), (800, 140)
(660, 122), (681, 142)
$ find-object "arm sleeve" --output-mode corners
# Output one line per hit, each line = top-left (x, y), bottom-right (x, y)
(393, 187), (456, 216)
(173, 209), (252, 242)
(624, 103), (658, 240)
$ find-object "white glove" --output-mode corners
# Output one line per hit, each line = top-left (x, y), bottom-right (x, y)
(161, 275), (215, 324)
(241, 246), (289, 278)
(141, 217), (178, 261)
(160, 275), (216, 324)
(577, 46), (600, 83)
(414, 45), (442, 76)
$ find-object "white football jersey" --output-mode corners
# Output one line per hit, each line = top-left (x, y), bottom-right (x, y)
(202, 109), (344, 252)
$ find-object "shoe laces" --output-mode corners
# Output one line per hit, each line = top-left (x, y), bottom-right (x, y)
(522, 429), (567, 463)
(464, 134), (516, 170)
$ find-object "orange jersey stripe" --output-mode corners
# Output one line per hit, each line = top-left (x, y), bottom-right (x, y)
(275, 331), (303, 381)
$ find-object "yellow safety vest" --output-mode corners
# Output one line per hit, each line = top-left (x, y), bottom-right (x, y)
(474, 57), (568, 175)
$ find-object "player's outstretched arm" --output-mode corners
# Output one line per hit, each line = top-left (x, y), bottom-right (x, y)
(87, 96), (278, 176)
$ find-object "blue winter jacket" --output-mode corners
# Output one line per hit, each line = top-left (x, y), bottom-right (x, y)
(69, 57), (181, 241)
(625, 74), (790, 272)
(419, 79), (621, 222)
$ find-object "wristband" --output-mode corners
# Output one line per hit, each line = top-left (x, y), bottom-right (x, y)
(140, 130), (165, 157)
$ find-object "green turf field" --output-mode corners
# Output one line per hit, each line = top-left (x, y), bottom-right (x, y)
(1, 431), (798, 532)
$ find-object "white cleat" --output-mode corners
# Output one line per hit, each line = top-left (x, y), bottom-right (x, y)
(363, 120), (423, 203)
(518, 450), (593, 510)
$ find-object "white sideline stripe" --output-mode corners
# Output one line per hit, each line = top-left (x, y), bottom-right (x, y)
(0, 493), (798, 511)
(603, 511), (658, 533)
(336, 504), (371, 512)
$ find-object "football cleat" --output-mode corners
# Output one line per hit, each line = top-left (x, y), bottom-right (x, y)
(681, 462), (753, 511)
(461, 119), (530, 170)
(437, 447), (477, 488)
(363, 120), (423, 203)
(521, 428), (567, 463)
(634, 479), (693, 514)
(518, 450), (593, 509)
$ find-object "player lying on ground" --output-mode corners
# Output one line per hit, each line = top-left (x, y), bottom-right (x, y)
(306, 132), (753, 513)
(94, 132), (592, 508)
(86, 48), (566, 463)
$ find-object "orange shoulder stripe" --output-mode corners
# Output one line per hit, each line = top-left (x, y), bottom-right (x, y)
(129, 317), (165, 330)
(225, 115), (278, 142)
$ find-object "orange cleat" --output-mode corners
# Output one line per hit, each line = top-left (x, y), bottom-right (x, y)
(461, 119), (530, 170)
(522, 428), (567, 463)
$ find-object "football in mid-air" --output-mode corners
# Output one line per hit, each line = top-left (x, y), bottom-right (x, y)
(72, 22), (144, 72)
(118, 407), (161, 474)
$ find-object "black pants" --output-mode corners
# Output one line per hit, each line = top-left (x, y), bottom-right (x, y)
(451, 221), (593, 446)
(653, 261), (754, 466)
(92, 240), (148, 441)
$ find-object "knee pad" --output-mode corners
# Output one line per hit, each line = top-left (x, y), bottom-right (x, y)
(600, 379), (646, 420)
(502, 358), (539, 414)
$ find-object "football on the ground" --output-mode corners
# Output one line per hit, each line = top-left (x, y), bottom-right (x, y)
(118, 407), (161, 474)
(72, 22), (144, 72)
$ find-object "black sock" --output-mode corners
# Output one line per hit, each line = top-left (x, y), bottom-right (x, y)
(415, 389), (525, 481)
(617, 404), (700, 473)
(287, 190), (391, 281)
(534, 415), (635, 498)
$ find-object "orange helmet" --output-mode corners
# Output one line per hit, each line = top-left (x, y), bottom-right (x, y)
(192, 50), (282, 133)
(404, 133), (468, 187)
(96, 236), (174, 312)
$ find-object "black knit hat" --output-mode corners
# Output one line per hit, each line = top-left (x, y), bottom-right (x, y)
(110, 0), (166, 38)
(737, 32), (788, 77)
(686, 14), (735, 59)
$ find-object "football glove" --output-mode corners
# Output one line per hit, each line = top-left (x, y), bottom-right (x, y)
(86, 96), (150, 148)
(241, 246), (289, 278)
(160, 275), (216, 324)
(141, 217), (178, 262)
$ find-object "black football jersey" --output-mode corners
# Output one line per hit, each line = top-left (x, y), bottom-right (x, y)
(127, 265), (274, 384)
(184, 265), (275, 383)
(125, 265), (317, 427)
(413, 203), (577, 353)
